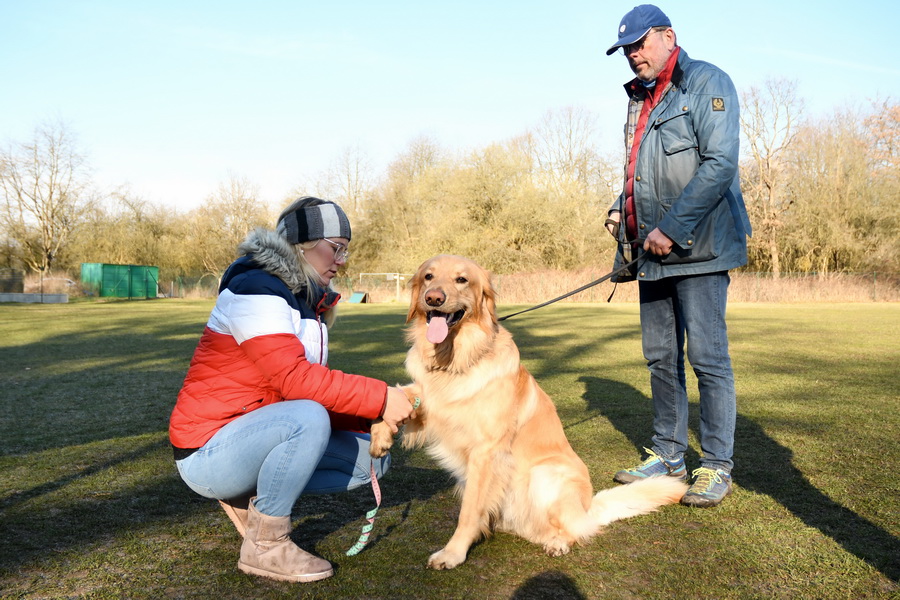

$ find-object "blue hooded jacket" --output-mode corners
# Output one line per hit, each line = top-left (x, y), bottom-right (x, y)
(610, 49), (752, 281)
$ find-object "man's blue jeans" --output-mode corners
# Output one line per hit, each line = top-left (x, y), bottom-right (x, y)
(175, 400), (390, 517)
(638, 272), (736, 472)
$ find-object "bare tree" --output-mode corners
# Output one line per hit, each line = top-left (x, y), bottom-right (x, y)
(740, 79), (804, 276)
(525, 106), (601, 194)
(354, 136), (445, 272)
(188, 172), (272, 277)
(783, 113), (870, 273)
(863, 99), (900, 272)
(318, 144), (374, 220)
(70, 187), (179, 270)
(0, 121), (92, 274)
(865, 98), (900, 175)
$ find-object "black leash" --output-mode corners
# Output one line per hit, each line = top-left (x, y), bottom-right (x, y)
(497, 247), (645, 322)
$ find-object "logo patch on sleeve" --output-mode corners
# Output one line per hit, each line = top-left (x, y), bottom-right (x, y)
(712, 97), (725, 111)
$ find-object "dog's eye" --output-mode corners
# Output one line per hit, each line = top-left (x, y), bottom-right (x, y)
(424, 273), (433, 281)
(455, 277), (468, 284)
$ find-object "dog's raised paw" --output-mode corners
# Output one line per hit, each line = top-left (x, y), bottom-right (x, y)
(368, 420), (394, 458)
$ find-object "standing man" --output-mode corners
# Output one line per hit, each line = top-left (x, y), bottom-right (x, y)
(604, 5), (752, 507)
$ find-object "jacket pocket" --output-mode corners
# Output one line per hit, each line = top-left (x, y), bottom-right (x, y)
(655, 197), (718, 264)
(655, 111), (697, 156)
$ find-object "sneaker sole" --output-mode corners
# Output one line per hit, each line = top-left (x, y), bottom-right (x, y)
(680, 486), (733, 508)
(613, 471), (688, 485)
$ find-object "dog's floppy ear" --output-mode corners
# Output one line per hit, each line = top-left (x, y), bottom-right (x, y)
(473, 264), (498, 325)
(406, 263), (426, 323)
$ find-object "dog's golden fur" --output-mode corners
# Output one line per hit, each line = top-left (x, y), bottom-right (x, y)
(370, 254), (687, 570)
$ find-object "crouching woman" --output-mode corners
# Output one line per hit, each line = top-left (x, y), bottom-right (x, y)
(169, 197), (414, 583)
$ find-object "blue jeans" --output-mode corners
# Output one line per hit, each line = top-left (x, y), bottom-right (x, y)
(175, 400), (390, 517)
(638, 272), (736, 472)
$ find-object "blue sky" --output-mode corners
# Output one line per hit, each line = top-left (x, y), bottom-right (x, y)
(2, 1), (898, 210)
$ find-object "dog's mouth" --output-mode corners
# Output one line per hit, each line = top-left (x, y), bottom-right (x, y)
(425, 309), (465, 344)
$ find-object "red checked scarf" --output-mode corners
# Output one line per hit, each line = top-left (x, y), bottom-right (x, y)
(622, 46), (681, 242)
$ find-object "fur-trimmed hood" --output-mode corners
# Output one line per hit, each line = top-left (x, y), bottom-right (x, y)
(236, 228), (307, 294)
(220, 227), (340, 323)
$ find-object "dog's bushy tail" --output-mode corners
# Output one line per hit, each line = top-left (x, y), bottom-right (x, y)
(589, 477), (688, 526)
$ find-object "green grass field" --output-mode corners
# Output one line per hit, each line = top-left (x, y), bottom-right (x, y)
(1, 300), (897, 599)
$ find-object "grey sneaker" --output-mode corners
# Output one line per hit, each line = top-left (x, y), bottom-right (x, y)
(613, 448), (688, 484)
(681, 467), (733, 507)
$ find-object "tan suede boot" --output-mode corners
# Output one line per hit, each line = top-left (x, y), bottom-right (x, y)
(237, 498), (334, 583)
(218, 492), (253, 538)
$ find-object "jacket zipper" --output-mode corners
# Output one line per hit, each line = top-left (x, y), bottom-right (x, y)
(317, 316), (325, 365)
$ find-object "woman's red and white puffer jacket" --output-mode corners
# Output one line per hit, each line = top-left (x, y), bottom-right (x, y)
(169, 229), (387, 450)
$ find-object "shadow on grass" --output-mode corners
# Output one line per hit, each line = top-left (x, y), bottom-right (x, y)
(0, 439), (452, 579)
(511, 570), (587, 599)
(580, 376), (900, 583)
(0, 308), (207, 456)
(289, 455), (453, 554)
(0, 437), (171, 511)
(0, 437), (206, 573)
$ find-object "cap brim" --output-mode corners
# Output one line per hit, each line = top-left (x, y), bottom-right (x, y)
(605, 27), (652, 55)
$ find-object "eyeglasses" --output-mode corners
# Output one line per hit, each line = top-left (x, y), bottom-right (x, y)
(320, 238), (350, 262)
(619, 28), (666, 55)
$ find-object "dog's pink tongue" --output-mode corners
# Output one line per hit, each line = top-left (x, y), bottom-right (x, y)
(426, 316), (449, 344)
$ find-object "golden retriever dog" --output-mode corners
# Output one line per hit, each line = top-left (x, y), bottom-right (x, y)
(370, 254), (687, 570)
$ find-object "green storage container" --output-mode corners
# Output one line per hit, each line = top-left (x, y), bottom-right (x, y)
(80, 263), (159, 298)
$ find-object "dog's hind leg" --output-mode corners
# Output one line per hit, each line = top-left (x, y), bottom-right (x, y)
(532, 471), (598, 557)
(542, 499), (599, 556)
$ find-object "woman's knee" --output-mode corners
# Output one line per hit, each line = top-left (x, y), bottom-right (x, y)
(261, 400), (332, 450)
(294, 399), (330, 424)
(289, 400), (331, 438)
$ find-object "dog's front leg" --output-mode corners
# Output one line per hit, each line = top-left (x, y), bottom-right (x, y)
(428, 451), (497, 570)
(369, 384), (422, 458)
(368, 418), (394, 458)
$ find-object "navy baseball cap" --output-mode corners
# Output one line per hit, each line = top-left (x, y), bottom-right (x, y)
(606, 4), (671, 55)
